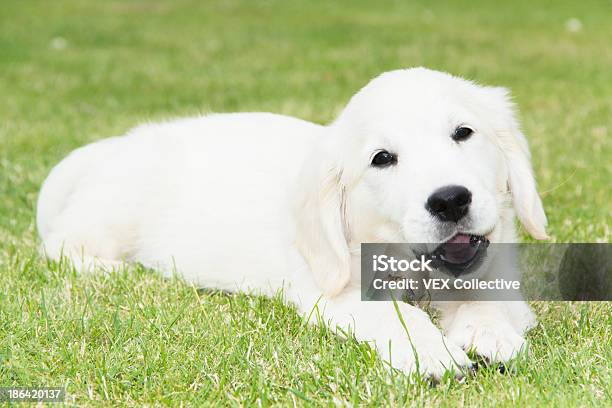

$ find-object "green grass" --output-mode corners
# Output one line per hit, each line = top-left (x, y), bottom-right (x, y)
(0, 0), (610, 406)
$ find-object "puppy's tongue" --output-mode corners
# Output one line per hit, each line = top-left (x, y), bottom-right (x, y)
(445, 233), (472, 245)
(438, 233), (480, 264)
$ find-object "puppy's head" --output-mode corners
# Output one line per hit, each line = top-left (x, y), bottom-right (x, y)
(296, 68), (548, 296)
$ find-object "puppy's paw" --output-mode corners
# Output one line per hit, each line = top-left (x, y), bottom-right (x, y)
(380, 312), (473, 380)
(399, 333), (473, 380)
(447, 320), (527, 362)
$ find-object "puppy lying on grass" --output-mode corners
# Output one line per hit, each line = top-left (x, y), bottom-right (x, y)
(37, 68), (547, 379)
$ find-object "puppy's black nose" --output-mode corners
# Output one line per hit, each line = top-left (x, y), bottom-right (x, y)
(426, 185), (472, 223)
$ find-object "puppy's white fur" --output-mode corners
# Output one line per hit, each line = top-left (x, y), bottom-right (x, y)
(37, 68), (547, 379)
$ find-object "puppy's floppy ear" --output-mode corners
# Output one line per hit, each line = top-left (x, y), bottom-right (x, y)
(484, 86), (549, 239)
(294, 141), (351, 297)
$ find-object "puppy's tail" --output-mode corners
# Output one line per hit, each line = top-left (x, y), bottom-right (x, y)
(36, 137), (120, 246)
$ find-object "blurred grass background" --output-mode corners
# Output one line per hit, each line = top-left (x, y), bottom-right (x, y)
(0, 0), (610, 406)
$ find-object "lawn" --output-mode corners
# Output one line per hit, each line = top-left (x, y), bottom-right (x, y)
(0, 0), (610, 406)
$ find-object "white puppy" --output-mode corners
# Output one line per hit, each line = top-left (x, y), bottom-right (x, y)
(37, 68), (547, 379)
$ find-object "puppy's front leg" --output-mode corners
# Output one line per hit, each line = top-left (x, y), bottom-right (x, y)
(302, 289), (472, 379)
(440, 301), (536, 363)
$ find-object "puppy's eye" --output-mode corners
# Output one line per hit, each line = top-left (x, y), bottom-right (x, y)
(452, 126), (474, 142)
(371, 150), (397, 167)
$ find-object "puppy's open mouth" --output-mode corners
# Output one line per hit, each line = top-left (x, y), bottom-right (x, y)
(428, 233), (490, 277)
